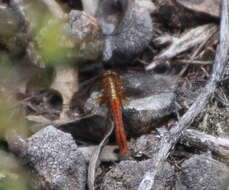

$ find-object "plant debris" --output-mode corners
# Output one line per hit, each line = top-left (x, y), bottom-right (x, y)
(0, 0), (228, 190)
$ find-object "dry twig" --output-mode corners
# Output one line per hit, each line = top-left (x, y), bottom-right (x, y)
(146, 24), (217, 70)
(180, 129), (229, 159)
(177, 59), (213, 65)
(138, 0), (229, 189)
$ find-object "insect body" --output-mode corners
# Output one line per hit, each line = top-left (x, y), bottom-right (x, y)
(100, 70), (128, 154)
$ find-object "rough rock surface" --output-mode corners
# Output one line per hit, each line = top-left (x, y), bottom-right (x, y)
(66, 10), (103, 60)
(130, 133), (161, 159)
(96, 0), (153, 64)
(84, 71), (179, 136)
(101, 160), (175, 190)
(10, 126), (87, 190)
(122, 72), (178, 135)
(176, 154), (229, 190)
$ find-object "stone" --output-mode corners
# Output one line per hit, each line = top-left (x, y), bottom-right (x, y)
(96, 0), (153, 64)
(64, 9), (103, 61)
(101, 159), (175, 190)
(9, 126), (87, 190)
(122, 71), (178, 135)
(176, 154), (229, 190)
(130, 133), (161, 159)
(83, 71), (179, 137)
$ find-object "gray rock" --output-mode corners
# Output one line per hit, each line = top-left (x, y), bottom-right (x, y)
(176, 154), (229, 190)
(9, 126), (87, 190)
(64, 9), (103, 61)
(130, 133), (161, 159)
(101, 159), (175, 190)
(84, 72), (179, 136)
(122, 72), (178, 135)
(96, 0), (153, 63)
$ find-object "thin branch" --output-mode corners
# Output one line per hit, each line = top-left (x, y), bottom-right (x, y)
(138, 0), (229, 189)
(146, 24), (217, 70)
(177, 59), (213, 65)
(180, 129), (229, 159)
(88, 120), (114, 190)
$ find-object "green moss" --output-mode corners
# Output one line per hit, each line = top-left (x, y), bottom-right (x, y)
(36, 16), (71, 66)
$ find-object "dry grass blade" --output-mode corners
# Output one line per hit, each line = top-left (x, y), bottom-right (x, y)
(79, 145), (119, 162)
(146, 24), (217, 70)
(177, 59), (213, 65)
(88, 118), (114, 190)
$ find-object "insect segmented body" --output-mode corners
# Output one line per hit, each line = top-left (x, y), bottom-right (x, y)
(100, 70), (128, 154)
